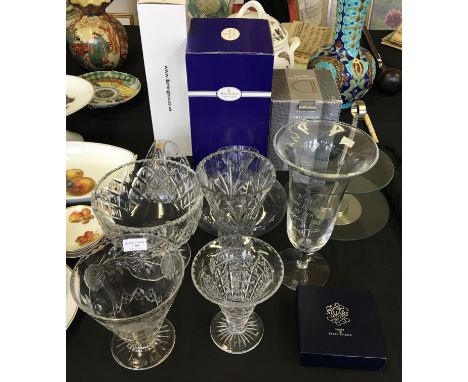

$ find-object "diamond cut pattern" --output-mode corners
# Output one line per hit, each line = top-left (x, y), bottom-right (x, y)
(196, 150), (275, 236)
(92, 159), (203, 246)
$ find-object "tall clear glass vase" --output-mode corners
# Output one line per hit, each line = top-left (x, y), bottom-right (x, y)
(274, 120), (379, 290)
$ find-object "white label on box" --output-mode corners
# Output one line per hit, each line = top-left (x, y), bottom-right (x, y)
(221, 28), (240, 41)
(217, 87), (242, 101)
(123, 238), (148, 252)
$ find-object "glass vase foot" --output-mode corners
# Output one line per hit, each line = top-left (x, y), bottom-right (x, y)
(179, 243), (191, 268)
(210, 311), (263, 354)
(110, 319), (176, 370)
(280, 248), (330, 290)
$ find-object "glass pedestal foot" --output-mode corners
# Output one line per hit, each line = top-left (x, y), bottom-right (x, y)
(210, 311), (263, 354)
(332, 190), (390, 241)
(280, 248), (330, 290)
(111, 319), (175, 370)
(179, 243), (191, 268)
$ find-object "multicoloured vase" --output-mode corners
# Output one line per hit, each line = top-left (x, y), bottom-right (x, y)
(67, 0), (128, 71)
(308, 0), (375, 109)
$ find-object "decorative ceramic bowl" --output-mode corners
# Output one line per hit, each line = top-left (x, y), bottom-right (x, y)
(80, 71), (141, 108)
(66, 141), (137, 204)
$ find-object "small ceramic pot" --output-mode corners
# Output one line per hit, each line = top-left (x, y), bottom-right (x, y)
(230, 1), (300, 69)
(67, 0), (128, 71)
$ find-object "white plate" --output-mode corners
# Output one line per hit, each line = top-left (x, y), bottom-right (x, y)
(66, 205), (104, 257)
(66, 141), (137, 204)
(66, 75), (94, 116)
(66, 265), (78, 329)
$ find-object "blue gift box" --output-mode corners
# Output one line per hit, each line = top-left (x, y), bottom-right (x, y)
(186, 18), (274, 165)
(297, 286), (387, 370)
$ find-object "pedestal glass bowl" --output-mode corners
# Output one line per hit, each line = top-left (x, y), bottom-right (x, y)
(274, 120), (379, 289)
(198, 146), (287, 237)
(196, 148), (276, 237)
(91, 159), (203, 266)
(69, 234), (184, 370)
(191, 235), (284, 354)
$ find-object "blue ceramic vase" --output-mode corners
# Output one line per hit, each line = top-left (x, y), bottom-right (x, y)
(308, 0), (375, 109)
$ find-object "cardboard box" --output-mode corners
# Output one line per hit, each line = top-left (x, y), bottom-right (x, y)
(137, 0), (192, 155)
(268, 69), (342, 170)
(185, 18), (274, 165)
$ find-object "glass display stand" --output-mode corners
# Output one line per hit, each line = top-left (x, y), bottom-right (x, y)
(331, 148), (394, 241)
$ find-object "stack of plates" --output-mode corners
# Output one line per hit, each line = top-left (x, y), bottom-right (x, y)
(66, 205), (104, 258)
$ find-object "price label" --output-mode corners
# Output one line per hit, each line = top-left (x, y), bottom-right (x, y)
(340, 136), (355, 148)
(123, 238), (148, 252)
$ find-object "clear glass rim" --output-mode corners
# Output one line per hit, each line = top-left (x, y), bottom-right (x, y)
(91, 158), (204, 230)
(273, 121), (380, 180)
(70, 234), (185, 323)
(191, 235), (284, 309)
(195, 148), (276, 199)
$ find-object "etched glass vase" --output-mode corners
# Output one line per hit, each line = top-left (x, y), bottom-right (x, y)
(308, 0), (375, 108)
(70, 234), (185, 369)
(274, 120), (378, 289)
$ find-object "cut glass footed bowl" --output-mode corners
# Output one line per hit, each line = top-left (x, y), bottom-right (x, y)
(198, 145), (287, 237)
(196, 148), (276, 237)
(191, 235), (284, 354)
(70, 234), (184, 370)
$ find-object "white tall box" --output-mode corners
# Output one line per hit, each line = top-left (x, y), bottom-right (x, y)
(137, 0), (192, 155)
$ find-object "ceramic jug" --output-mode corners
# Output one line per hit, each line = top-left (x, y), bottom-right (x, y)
(230, 1), (300, 69)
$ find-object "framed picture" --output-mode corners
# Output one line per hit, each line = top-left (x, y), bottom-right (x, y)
(366, 0), (402, 30)
(110, 13), (134, 26)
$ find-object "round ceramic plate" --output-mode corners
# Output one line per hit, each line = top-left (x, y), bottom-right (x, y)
(66, 265), (78, 329)
(66, 75), (94, 116)
(66, 205), (104, 257)
(66, 141), (137, 204)
(80, 71), (141, 108)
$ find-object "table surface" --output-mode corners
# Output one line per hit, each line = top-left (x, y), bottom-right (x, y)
(67, 27), (402, 382)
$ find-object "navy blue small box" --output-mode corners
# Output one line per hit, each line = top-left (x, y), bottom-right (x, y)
(186, 18), (274, 165)
(297, 286), (387, 371)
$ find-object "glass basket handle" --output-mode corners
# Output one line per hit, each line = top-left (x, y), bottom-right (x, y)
(145, 139), (190, 167)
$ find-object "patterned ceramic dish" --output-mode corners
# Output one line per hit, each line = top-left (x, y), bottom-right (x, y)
(66, 265), (78, 329)
(80, 71), (141, 108)
(66, 141), (137, 204)
(66, 205), (104, 258)
(66, 75), (94, 116)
